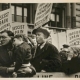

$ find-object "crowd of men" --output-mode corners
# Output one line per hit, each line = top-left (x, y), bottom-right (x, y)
(0, 27), (80, 77)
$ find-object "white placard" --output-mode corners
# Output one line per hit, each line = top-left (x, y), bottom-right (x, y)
(67, 29), (80, 47)
(11, 23), (28, 36)
(35, 3), (52, 28)
(0, 9), (12, 32)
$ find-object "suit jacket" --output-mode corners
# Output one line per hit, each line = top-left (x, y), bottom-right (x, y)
(13, 42), (32, 72)
(31, 42), (62, 72)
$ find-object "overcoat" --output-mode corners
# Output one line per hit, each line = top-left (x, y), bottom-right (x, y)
(31, 42), (62, 72)
(13, 42), (32, 72)
(13, 42), (36, 77)
(0, 43), (13, 76)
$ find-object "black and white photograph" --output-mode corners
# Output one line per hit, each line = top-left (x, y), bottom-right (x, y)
(0, 2), (80, 78)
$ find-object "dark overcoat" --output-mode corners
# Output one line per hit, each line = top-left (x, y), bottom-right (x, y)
(31, 42), (62, 72)
(13, 42), (32, 72)
(13, 42), (36, 77)
(0, 43), (13, 76)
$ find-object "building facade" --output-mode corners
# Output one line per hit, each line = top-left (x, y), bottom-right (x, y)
(0, 3), (80, 34)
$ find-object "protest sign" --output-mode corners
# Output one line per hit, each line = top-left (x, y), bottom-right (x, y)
(35, 3), (52, 28)
(67, 29), (80, 47)
(11, 23), (28, 36)
(0, 9), (12, 32)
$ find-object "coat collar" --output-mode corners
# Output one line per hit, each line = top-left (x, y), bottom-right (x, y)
(40, 42), (46, 49)
(35, 42), (49, 57)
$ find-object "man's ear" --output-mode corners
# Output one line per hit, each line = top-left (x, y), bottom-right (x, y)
(44, 35), (48, 39)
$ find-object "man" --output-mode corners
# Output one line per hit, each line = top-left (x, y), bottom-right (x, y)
(62, 47), (80, 74)
(59, 50), (67, 63)
(31, 27), (62, 72)
(12, 34), (36, 77)
(27, 35), (37, 58)
(0, 30), (14, 77)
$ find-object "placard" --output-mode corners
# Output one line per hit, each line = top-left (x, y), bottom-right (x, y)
(35, 3), (52, 28)
(0, 9), (12, 32)
(12, 23), (28, 36)
(67, 29), (80, 47)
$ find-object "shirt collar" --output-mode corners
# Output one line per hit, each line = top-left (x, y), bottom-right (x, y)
(40, 41), (46, 49)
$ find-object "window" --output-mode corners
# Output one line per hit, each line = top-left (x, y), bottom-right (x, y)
(51, 14), (55, 21)
(56, 14), (59, 22)
(49, 7), (64, 28)
(11, 4), (29, 23)
(76, 3), (80, 28)
(16, 6), (22, 22)
(11, 6), (14, 22)
(2, 3), (9, 10)
(24, 8), (27, 22)
(11, 6), (14, 14)
(16, 7), (22, 15)
(24, 8), (27, 16)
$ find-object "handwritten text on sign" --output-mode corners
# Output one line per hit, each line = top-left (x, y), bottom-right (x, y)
(67, 29), (80, 47)
(12, 23), (28, 36)
(0, 9), (12, 32)
(35, 3), (52, 28)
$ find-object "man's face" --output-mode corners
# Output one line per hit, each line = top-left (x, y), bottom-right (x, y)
(36, 32), (46, 44)
(32, 34), (37, 46)
(0, 32), (11, 46)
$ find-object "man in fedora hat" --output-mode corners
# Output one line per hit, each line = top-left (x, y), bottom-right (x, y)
(31, 27), (61, 72)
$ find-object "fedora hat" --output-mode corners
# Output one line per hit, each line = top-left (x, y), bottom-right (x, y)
(32, 27), (50, 38)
